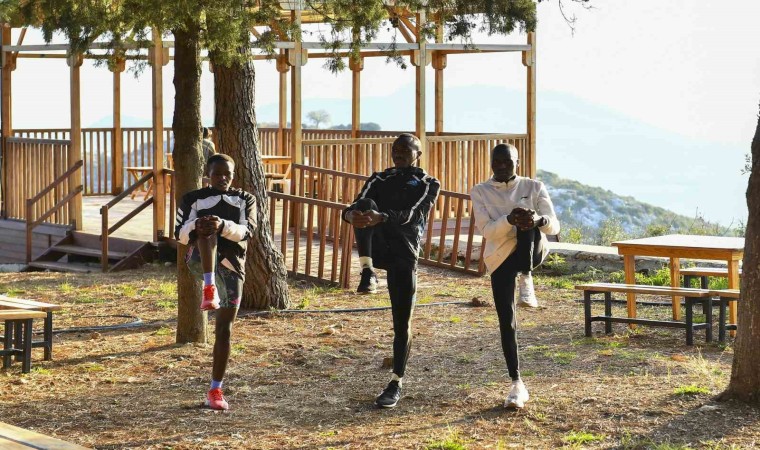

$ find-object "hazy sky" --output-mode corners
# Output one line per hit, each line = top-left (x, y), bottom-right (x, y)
(10, 0), (760, 148)
(7, 1), (760, 225)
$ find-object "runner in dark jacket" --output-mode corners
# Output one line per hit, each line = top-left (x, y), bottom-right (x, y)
(343, 133), (440, 408)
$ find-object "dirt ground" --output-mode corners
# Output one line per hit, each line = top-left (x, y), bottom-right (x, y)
(1, 264), (758, 449)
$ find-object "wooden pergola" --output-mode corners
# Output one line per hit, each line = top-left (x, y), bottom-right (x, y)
(0, 6), (537, 279)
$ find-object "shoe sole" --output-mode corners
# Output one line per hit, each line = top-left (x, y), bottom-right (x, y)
(517, 302), (538, 308)
(200, 304), (220, 311)
(357, 289), (378, 294)
(204, 401), (229, 411)
(376, 400), (398, 408)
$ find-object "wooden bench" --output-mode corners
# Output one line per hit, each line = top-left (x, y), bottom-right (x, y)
(0, 421), (91, 449)
(1, 309), (47, 373)
(709, 289), (740, 343)
(575, 283), (714, 345)
(0, 295), (61, 361)
(681, 266), (742, 289)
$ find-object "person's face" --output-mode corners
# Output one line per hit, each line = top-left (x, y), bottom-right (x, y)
(392, 144), (420, 169)
(491, 149), (518, 182)
(208, 160), (234, 192)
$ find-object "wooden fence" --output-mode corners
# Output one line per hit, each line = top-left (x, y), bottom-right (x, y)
(269, 191), (355, 287)
(2, 137), (73, 226)
(290, 164), (485, 275)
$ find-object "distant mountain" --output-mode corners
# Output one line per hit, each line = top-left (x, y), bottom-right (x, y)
(538, 170), (738, 244)
(255, 85), (748, 226)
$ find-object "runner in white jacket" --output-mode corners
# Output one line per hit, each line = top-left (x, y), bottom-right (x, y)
(470, 143), (559, 409)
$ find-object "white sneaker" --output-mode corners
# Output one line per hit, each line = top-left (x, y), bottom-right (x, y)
(517, 272), (538, 308)
(504, 380), (530, 409)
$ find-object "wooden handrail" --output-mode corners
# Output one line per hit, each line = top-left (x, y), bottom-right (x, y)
(28, 160), (83, 204)
(24, 160), (84, 263)
(427, 133), (527, 142)
(28, 186), (83, 229)
(102, 171), (154, 210)
(302, 137), (397, 145)
(100, 170), (157, 271)
(6, 137), (72, 146)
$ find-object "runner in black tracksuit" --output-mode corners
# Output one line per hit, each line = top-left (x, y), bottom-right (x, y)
(342, 133), (440, 408)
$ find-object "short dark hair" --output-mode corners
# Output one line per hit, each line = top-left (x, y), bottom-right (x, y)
(206, 153), (234, 173)
(392, 133), (421, 154)
(202, 127), (210, 139)
(492, 143), (518, 160)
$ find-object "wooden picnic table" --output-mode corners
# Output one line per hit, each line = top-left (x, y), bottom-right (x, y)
(124, 166), (154, 200)
(0, 421), (91, 449)
(612, 234), (744, 330)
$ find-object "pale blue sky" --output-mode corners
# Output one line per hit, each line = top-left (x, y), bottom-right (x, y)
(7, 1), (760, 224)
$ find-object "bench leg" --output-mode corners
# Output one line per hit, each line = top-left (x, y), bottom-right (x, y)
(683, 275), (694, 288)
(700, 277), (710, 315)
(22, 319), (33, 373)
(44, 311), (53, 361)
(604, 292), (613, 334)
(584, 291), (592, 337)
(705, 297), (713, 343)
(13, 319), (22, 362)
(3, 321), (12, 369)
(685, 297), (694, 346)
(718, 297), (728, 343)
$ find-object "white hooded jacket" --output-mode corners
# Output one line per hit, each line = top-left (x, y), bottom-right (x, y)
(470, 176), (560, 273)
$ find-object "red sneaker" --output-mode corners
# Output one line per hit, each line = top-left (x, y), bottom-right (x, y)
(201, 285), (220, 311)
(206, 388), (229, 410)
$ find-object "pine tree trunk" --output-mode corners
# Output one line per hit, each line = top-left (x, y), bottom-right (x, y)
(722, 105), (760, 402)
(212, 55), (290, 310)
(172, 27), (207, 343)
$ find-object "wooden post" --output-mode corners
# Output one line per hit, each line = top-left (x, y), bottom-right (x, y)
(149, 29), (167, 241)
(433, 22), (445, 135)
(289, 10), (306, 171)
(523, 31), (537, 178)
(110, 58), (125, 195)
(1, 24), (14, 219)
(413, 12), (429, 168)
(350, 56), (363, 139)
(68, 53), (83, 230)
(276, 51), (289, 156)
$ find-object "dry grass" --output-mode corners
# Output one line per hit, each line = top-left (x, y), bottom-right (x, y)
(1, 264), (758, 449)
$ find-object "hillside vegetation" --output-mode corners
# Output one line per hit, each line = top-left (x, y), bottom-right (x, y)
(538, 170), (743, 245)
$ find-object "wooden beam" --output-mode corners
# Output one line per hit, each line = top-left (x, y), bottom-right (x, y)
(433, 22), (446, 135)
(277, 51), (289, 155)
(413, 12), (429, 168)
(290, 10), (304, 173)
(111, 58), (125, 195)
(350, 56), (363, 138)
(1, 24), (12, 219)
(524, 32), (536, 178)
(150, 29), (166, 241)
(68, 53), (83, 230)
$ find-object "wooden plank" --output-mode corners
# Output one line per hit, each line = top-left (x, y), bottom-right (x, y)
(0, 421), (91, 450)
(727, 260), (740, 337)
(151, 28), (166, 241)
(0, 310), (46, 320)
(574, 283), (712, 297)
(670, 257), (682, 320)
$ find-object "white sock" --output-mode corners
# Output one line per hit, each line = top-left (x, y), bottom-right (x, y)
(391, 373), (403, 387)
(359, 257), (373, 270)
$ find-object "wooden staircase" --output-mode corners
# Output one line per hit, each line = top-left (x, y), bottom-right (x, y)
(27, 231), (155, 273)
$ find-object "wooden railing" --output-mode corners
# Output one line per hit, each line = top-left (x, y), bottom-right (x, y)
(302, 137), (396, 176)
(99, 170), (155, 271)
(269, 191), (355, 287)
(25, 160), (84, 262)
(290, 164), (486, 275)
(427, 134), (529, 194)
(3, 137), (73, 224)
(11, 128), (521, 197)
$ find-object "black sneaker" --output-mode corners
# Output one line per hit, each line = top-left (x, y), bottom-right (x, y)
(375, 380), (402, 408)
(357, 268), (378, 294)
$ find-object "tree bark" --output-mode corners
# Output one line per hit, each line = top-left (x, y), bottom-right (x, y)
(172, 27), (207, 343)
(212, 54), (290, 310)
(722, 104), (760, 402)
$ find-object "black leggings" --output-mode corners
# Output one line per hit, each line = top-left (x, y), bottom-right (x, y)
(491, 231), (545, 381)
(353, 198), (417, 377)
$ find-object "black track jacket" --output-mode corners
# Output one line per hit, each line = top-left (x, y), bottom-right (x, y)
(342, 167), (440, 267)
(174, 187), (256, 278)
